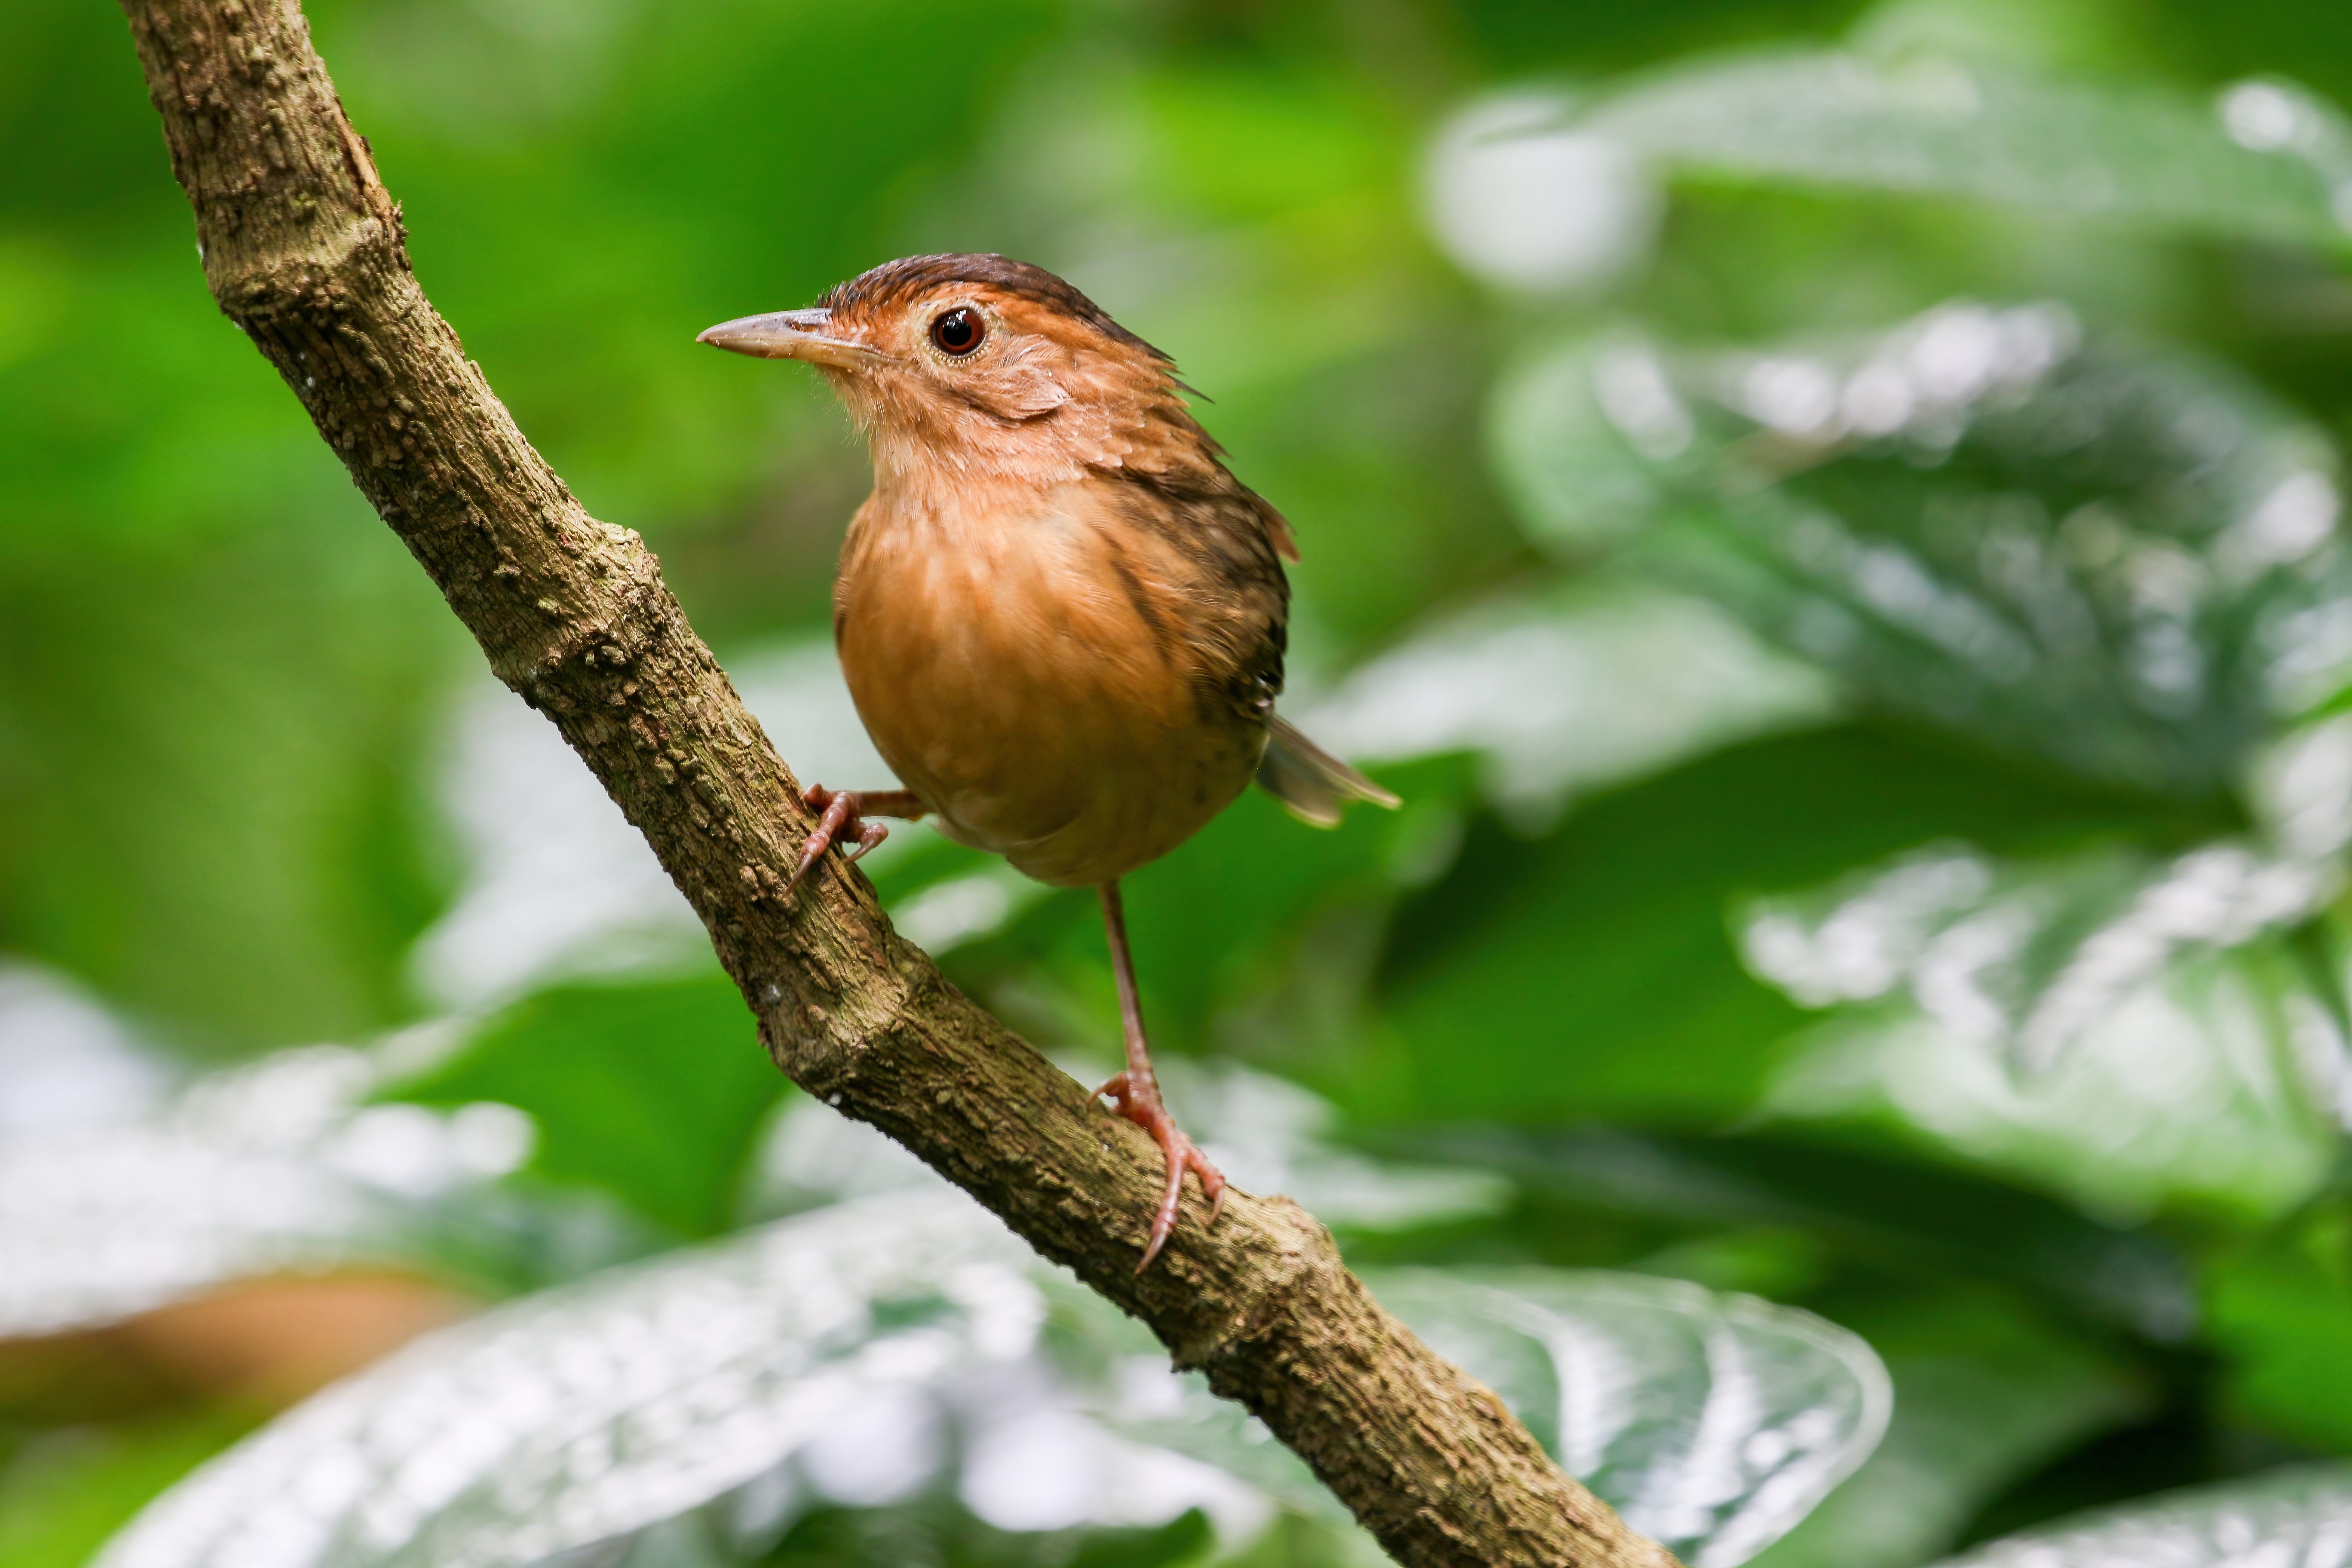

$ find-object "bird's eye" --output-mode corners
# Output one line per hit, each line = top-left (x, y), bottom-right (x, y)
(930, 307), (983, 356)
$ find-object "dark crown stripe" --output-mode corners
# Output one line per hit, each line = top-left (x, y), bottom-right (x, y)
(821, 254), (1173, 365)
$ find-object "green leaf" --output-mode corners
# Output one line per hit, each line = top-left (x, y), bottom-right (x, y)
(1749, 1292), (2149, 1568)
(1928, 1463), (2352, 1566)
(93, 1194), (1043, 1568)
(386, 972), (782, 1238)
(1069, 1509), (1214, 1568)
(757, 1502), (1216, 1568)
(1113, 1262), (1889, 1566)
(1743, 837), (2328, 1064)
(2205, 1201), (2352, 1453)
(1403, 1126), (2195, 1341)
(1751, 846), (2342, 1220)
(1366, 723), (2206, 1127)
(1581, 51), (2352, 248)
(1376, 1269), (1891, 1565)
(0, 1410), (254, 1568)
(96, 1181), (1890, 1568)
(1495, 313), (2349, 796)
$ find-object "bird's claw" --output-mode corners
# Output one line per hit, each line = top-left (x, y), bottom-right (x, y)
(1096, 1071), (1225, 1271)
(789, 784), (891, 889)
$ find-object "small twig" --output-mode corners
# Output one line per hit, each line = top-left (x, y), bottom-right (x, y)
(112, 3), (1679, 1562)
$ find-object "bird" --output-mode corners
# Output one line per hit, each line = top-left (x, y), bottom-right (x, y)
(699, 254), (1396, 1269)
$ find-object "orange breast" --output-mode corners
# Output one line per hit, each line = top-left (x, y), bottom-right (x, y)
(834, 479), (1262, 887)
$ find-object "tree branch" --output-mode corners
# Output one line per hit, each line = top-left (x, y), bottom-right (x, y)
(114, 4), (1678, 1563)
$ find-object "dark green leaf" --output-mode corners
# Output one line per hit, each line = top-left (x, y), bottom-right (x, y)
(1496, 315), (2349, 796)
(1368, 723), (2210, 1126)
(1399, 1125), (2196, 1341)
(386, 972), (780, 1237)
(1750, 1291), (2150, 1568)
(2205, 1199), (2352, 1453)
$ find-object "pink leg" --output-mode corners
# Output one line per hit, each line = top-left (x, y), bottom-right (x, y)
(788, 786), (927, 890)
(1093, 880), (1226, 1271)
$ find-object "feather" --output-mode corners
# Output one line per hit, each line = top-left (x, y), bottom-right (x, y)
(1255, 716), (1400, 827)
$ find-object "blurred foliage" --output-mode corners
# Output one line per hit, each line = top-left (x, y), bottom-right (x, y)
(1369, 724), (2215, 1126)
(11, 0), (2352, 1563)
(0, 1410), (254, 1568)
(758, 1503), (1213, 1568)
(387, 974), (779, 1238)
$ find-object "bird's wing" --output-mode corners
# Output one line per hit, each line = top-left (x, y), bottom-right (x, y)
(1255, 715), (1400, 827)
(1094, 466), (1291, 728)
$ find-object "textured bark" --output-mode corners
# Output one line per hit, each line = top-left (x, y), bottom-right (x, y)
(114, 4), (1681, 1564)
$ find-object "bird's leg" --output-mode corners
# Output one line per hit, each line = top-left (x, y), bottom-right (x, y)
(788, 785), (928, 889)
(1093, 879), (1225, 1271)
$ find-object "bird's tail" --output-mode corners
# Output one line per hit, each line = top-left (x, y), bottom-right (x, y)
(1256, 715), (1401, 827)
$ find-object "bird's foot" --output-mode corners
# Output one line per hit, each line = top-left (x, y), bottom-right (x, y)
(788, 784), (893, 889)
(1096, 1070), (1225, 1271)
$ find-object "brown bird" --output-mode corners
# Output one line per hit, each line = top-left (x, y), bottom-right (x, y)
(700, 254), (1396, 1268)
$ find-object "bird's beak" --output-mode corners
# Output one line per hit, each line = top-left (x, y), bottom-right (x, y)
(695, 308), (882, 369)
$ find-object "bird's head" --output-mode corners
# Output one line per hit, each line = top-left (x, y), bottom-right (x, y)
(698, 254), (1188, 482)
